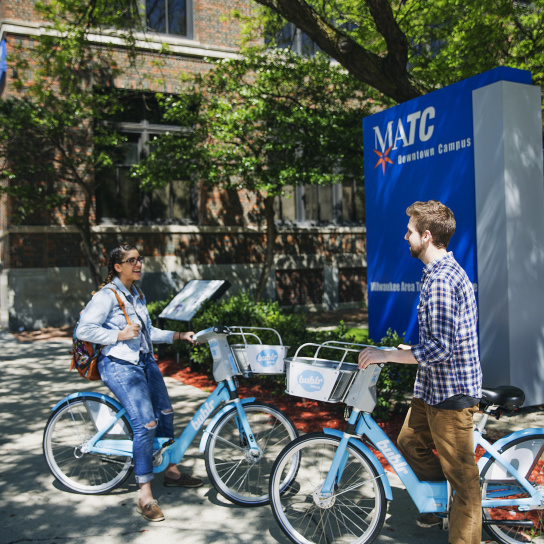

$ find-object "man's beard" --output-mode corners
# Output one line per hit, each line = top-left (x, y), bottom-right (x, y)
(409, 242), (424, 259)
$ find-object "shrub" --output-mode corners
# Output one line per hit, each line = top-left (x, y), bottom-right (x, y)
(147, 298), (171, 325)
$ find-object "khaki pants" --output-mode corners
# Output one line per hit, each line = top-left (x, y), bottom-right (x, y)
(397, 398), (482, 544)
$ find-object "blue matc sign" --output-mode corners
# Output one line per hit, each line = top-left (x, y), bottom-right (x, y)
(362, 67), (532, 344)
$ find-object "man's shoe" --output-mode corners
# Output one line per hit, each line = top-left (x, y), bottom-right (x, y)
(416, 513), (442, 528)
(136, 499), (165, 522)
(164, 472), (203, 488)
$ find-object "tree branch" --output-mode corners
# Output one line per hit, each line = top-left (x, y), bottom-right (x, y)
(252, 0), (423, 102)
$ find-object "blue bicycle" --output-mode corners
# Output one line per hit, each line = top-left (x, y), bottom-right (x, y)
(269, 341), (544, 544)
(43, 325), (299, 506)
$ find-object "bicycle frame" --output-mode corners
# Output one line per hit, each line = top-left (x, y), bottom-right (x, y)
(152, 378), (259, 473)
(54, 380), (260, 474)
(318, 409), (544, 514)
(476, 427), (544, 509)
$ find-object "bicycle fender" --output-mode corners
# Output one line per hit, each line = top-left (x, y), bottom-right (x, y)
(477, 427), (544, 469)
(323, 428), (393, 501)
(198, 397), (256, 453)
(50, 391), (122, 412)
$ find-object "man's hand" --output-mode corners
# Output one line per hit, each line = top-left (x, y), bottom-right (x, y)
(359, 344), (417, 369)
(358, 347), (389, 370)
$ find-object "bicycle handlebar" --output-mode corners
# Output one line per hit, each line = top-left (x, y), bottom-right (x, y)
(192, 325), (284, 346)
(193, 325), (232, 343)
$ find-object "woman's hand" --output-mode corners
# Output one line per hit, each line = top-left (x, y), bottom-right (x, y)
(175, 331), (195, 344)
(118, 323), (141, 341)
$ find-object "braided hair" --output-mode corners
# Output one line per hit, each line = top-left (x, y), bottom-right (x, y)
(98, 243), (138, 291)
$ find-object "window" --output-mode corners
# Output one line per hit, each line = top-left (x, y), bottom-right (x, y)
(268, 23), (319, 57)
(96, 92), (196, 225)
(97, 133), (141, 222)
(275, 181), (364, 225)
(146, 0), (193, 38)
(96, 124), (195, 225)
(276, 268), (324, 305)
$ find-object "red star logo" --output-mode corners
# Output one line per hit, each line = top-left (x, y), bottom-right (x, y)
(374, 146), (394, 174)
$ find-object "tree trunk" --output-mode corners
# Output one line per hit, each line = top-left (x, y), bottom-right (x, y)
(255, 195), (277, 301)
(77, 222), (102, 291)
(77, 183), (102, 291)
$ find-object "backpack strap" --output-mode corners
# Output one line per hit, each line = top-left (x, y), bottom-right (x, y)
(134, 284), (144, 300)
(105, 287), (132, 325)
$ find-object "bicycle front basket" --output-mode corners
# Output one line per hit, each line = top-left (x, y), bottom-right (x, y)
(229, 326), (288, 375)
(285, 357), (359, 403)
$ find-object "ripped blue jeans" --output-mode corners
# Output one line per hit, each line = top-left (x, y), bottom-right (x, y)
(98, 352), (174, 484)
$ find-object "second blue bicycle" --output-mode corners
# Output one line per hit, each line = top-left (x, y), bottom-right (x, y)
(269, 341), (544, 544)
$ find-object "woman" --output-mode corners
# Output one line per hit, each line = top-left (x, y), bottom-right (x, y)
(77, 243), (202, 522)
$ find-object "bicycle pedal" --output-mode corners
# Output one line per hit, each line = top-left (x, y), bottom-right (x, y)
(160, 438), (175, 449)
(153, 438), (175, 464)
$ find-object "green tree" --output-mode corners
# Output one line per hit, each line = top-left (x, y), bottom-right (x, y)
(0, 0), (144, 288)
(134, 49), (379, 299)
(245, 0), (544, 106)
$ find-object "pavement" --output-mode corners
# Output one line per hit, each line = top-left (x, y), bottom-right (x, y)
(2, 328), (544, 544)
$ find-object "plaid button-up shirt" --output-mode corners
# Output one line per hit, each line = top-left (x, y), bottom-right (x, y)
(411, 252), (482, 405)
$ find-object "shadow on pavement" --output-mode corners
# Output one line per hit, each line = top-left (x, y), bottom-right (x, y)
(1, 330), (490, 544)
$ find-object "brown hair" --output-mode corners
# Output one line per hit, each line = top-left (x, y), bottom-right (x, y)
(98, 243), (138, 290)
(406, 200), (455, 249)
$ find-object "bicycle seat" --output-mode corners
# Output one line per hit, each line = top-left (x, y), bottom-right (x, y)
(480, 385), (525, 410)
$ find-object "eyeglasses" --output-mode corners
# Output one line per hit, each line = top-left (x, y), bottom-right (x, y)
(121, 256), (145, 266)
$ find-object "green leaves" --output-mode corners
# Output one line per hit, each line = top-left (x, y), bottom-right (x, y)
(248, 0), (544, 109)
(0, 0), (146, 286)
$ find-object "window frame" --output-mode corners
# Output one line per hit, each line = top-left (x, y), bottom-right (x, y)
(275, 181), (363, 226)
(144, 0), (194, 40)
(268, 22), (319, 57)
(96, 119), (197, 225)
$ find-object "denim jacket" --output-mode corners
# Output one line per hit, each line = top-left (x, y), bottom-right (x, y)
(76, 277), (174, 364)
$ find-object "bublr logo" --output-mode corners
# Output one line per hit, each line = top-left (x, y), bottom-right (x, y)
(256, 348), (279, 367)
(297, 370), (325, 392)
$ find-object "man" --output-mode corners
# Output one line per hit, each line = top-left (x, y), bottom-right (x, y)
(359, 200), (482, 544)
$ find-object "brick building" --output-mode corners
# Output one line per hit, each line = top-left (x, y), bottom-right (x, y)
(0, 0), (367, 330)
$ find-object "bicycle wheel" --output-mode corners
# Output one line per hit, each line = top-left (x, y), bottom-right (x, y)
(270, 432), (387, 544)
(43, 395), (133, 494)
(481, 434), (544, 543)
(204, 400), (298, 506)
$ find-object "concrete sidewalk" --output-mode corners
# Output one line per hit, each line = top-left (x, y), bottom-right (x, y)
(1, 328), (542, 544)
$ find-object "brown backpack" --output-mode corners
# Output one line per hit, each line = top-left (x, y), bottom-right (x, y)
(70, 288), (132, 380)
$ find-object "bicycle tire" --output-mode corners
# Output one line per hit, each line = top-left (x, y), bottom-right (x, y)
(204, 400), (299, 506)
(43, 395), (133, 494)
(481, 433), (544, 544)
(269, 432), (387, 544)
